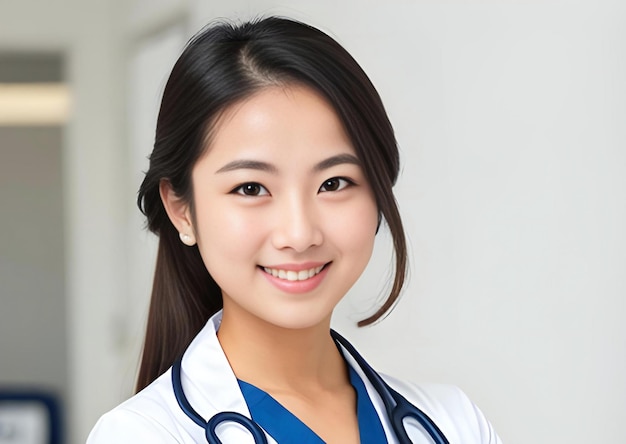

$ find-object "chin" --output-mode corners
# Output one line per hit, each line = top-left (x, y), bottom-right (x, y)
(257, 307), (334, 331)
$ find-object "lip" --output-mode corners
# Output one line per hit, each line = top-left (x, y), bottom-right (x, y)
(259, 262), (330, 294)
(260, 261), (327, 271)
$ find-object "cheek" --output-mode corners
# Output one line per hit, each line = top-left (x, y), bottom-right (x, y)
(195, 205), (266, 267)
(332, 198), (378, 253)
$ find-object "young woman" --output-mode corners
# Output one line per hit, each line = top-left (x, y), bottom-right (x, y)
(88, 17), (502, 443)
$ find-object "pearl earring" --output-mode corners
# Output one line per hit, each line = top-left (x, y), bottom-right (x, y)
(179, 232), (196, 246)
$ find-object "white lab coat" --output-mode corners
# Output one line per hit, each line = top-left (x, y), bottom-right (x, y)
(87, 311), (502, 443)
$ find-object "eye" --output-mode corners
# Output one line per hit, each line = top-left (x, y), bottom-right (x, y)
(319, 177), (353, 193)
(232, 182), (269, 196)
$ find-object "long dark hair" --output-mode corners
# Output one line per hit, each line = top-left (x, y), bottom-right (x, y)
(135, 17), (407, 392)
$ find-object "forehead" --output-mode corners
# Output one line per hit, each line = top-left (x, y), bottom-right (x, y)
(200, 85), (355, 165)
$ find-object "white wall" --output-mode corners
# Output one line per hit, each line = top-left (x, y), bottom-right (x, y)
(0, 2), (127, 443)
(0, 127), (66, 398)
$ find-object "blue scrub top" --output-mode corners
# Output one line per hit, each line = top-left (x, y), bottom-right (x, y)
(237, 366), (386, 443)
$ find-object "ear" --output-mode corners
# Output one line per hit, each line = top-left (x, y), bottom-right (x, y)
(159, 179), (196, 246)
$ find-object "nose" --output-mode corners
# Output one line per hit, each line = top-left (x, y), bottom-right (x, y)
(271, 195), (323, 253)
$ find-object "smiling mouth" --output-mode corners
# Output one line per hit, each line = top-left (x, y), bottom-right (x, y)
(261, 264), (328, 281)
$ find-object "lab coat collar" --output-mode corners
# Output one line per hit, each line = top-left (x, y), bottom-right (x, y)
(177, 310), (396, 443)
(335, 335), (397, 443)
(179, 310), (251, 419)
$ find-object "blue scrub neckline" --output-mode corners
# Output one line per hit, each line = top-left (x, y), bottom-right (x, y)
(237, 364), (387, 443)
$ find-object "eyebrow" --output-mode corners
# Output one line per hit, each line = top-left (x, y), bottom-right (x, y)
(215, 153), (361, 174)
(215, 159), (278, 174)
(313, 153), (361, 172)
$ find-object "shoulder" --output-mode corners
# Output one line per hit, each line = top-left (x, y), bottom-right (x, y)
(87, 408), (178, 444)
(86, 370), (186, 444)
(382, 375), (503, 443)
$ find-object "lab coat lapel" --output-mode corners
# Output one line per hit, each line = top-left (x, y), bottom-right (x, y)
(337, 340), (399, 443)
(179, 311), (277, 443)
(338, 339), (431, 444)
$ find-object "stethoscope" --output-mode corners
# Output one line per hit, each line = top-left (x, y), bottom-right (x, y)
(172, 330), (449, 444)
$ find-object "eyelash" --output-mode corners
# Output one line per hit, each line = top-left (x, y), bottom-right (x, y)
(231, 183), (269, 197)
(231, 177), (355, 197)
(318, 177), (354, 193)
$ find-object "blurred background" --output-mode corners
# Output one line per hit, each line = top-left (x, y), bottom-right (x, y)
(0, 0), (624, 443)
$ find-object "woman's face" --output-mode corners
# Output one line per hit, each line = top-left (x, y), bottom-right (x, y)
(187, 85), (378, 330)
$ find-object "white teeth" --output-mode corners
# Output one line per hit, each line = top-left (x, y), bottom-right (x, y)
(262, 265), (325, 281)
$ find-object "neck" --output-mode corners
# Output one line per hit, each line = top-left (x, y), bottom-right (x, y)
(217, 306), (347, 392)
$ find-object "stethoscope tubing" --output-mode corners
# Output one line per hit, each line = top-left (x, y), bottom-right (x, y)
(330, 330), (449, 444)
(172, 331), (449, 444)
(172, 356), (268, 443)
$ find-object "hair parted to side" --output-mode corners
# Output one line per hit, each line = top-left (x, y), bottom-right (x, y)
(135, 16), (408, 392)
